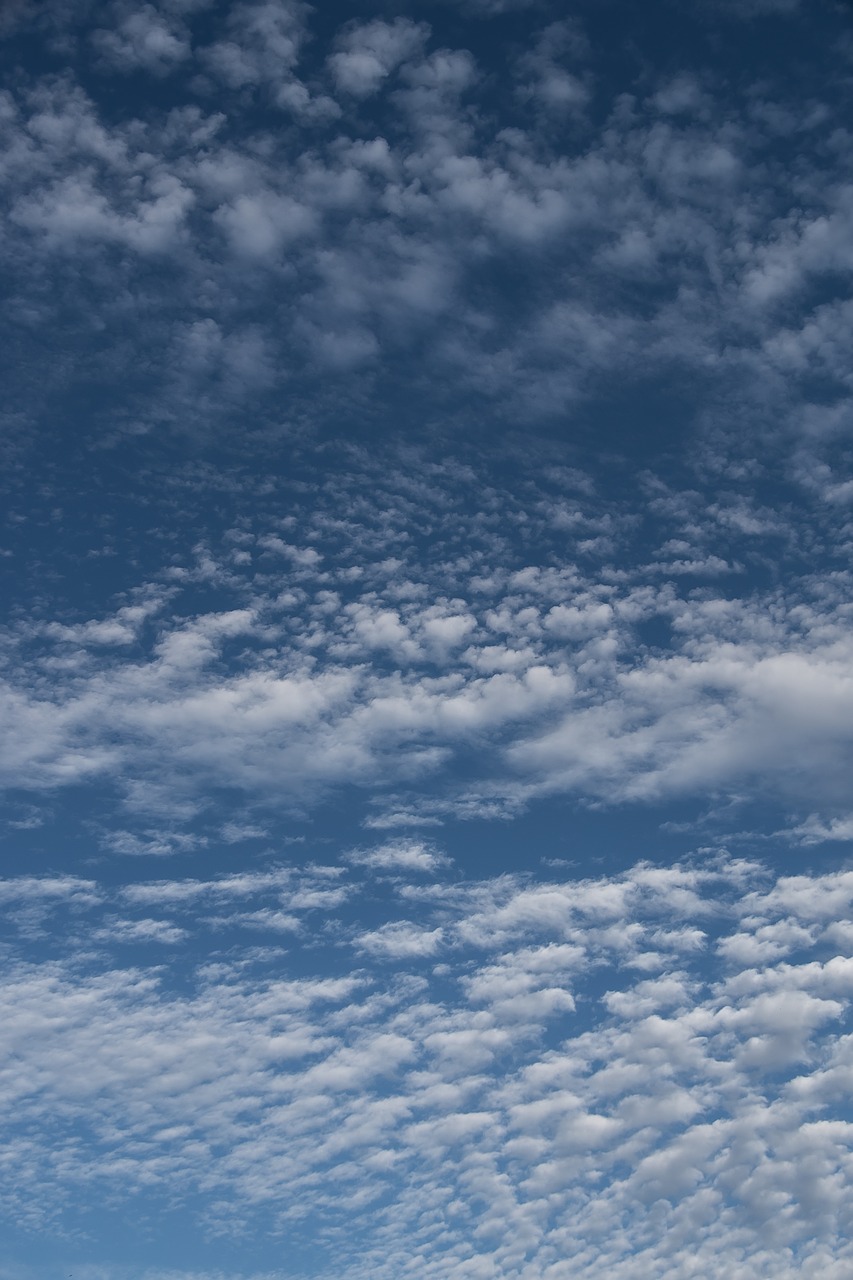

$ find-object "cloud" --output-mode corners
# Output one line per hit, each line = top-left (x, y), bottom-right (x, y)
(346, 838), (450, 873)
(213, 191), (317, 259)
(5, 0), (849, 448)
(3, 5), (853, 1273)
(785, 814), (853, 845)
(357, 920), (445, 957)
(93, 915), (188, 943)
(3, 854), (853, 1276)
(91, 4), (191, 75)
(328, 19), (429, 98)
(515, 21), (591, 115)
(2, 453), (853, 831)
(200, 0), (307, 88)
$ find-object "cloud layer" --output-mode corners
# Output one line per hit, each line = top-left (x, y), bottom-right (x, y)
(4, 853), (853, 1278)
(0, 0), (851, 480)
(3, 3), (853, 1277)
(3, 447), (853, 836)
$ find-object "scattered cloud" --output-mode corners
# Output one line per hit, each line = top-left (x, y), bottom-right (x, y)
(2, 2), (853, 1276)
(2, 459), (852, 829)
(346, 838), (450, 873)
(2, 855), (853, 1277)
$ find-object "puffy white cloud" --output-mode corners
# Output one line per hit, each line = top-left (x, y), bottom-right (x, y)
(328, 19), (429, 98)
(515, 21), (591, 115)
(200, 0), (306, 86)
(2, 5), (853, 1274)
(0, 0), (849, 453)
(1, 454), (852, 828)
(3, 855), (853, 1276)
(91, 4), (191, 75)
(347, 838), (449, 873)
(213, 191), (317, 256)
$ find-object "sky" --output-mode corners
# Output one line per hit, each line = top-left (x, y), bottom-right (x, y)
(2, 0), (853, 1276)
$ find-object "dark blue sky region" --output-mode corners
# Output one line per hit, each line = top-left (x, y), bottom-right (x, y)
(2, 1), (853, 1278)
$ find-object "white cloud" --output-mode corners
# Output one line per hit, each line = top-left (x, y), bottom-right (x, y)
(347, 838), (449, 873)
(3, 855), (853, 1276)
(0, 0), (848, 458)
(2, 3), (853, 1277)
(93, 916), (187, 943)
(1, 465), (852, 829)
(515, 21), (591, 116)
(328, 19), (429, 98)
(213, 191), (317, 257)
(91, 4), (191, 75)
(786, 814), (853, 845)
(357, 921), (445, 957)
(201, 0), (306, 87)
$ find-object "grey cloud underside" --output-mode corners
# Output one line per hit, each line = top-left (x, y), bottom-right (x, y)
(4, 450), (853, 830)
(4, 854), (853, 1278)
(0, 0), (851, 478)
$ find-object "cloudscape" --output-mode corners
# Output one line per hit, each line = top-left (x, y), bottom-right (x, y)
(3, 0), (853, 1277)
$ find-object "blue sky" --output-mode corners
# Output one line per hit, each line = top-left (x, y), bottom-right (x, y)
(2, 0), (853, 1276)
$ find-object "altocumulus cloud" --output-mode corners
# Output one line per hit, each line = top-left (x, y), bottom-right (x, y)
(2, 0), (853, 1277)
(3, 855), (853, 1278)
(3, 452), (853, 829)
(0, 0), (851, 456)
